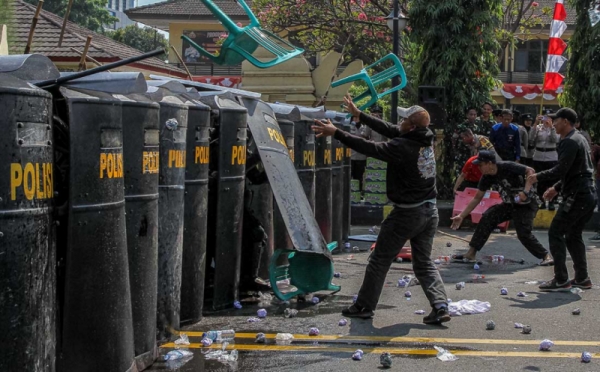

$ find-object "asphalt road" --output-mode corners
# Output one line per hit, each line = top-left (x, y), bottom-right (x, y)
(149, 226), (600, 372)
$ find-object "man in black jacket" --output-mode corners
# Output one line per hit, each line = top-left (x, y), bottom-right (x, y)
(311, 95), (450, 325)
(527, 108), (596, 292)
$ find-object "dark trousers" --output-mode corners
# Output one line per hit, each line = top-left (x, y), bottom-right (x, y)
(549, 191), (596, 283)
(351, 159), (366, 192)
(533, 160), (558, 202)
(357, 203), (447, 310)
(521, 157), (533, 167)
(470, 202), (548, 259)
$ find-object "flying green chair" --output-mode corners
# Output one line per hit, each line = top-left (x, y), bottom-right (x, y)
(332, 53), (408, 111)
(181, 0), (304, 69)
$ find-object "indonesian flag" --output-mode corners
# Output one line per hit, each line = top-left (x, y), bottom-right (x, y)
(544, 0), (568, 91)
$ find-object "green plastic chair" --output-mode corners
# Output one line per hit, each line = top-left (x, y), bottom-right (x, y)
(331, 53), (408, 111)
(181, 0), (304, 68)
(269, 242), (340, 301)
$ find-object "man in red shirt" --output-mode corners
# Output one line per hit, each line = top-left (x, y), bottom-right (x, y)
(453, 155), (483, 194)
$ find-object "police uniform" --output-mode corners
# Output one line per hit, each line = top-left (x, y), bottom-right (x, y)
(536, 108), (597, 290)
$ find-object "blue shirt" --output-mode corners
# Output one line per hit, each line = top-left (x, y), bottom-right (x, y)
(490, 123), (521, 161)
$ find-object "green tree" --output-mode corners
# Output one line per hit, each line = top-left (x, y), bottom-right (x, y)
(107, 25), (168, 54)
(561, 0), (600, 140)
(410, 0), (503, 197)
(24, 0), (116, 33)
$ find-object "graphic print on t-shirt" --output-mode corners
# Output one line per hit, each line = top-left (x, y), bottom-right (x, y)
(417, 146), (436, 179)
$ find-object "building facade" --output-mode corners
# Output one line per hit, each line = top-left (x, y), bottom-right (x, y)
(106, 0), (136, 30)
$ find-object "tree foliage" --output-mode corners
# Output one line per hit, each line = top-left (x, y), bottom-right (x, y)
(24, 0), (116, 33)
(497, 1), (553, 60)
(409, 0), (503, 197)
(252, 0), (409, 65)
(107, 25), (168, 54)
(562, 0), (600, 140)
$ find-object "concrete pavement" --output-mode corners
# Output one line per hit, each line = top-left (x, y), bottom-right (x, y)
(149, 226), (600, 372)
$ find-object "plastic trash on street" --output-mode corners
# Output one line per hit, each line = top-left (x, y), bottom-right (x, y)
(486, 320), (496, 330)
(448, 299), (491, 316)
(514, 323), (523, 329)
(539, 339), (554, 351)
(522, 325), (532, 334)
(434, 346), (458, 361)
(201, 338), (213, 347)
(500, 288), (508, 295)
(455, 282), (465, 290)
(572, 308), (581, 315)
(164, 349), (193, 361)
(582, 351), (592, 363)
(339, 319), (348, 326)
(275, 333), (294, 345)
(257, 309), (267, 318)
(311, 297), (320, 304)
(414, 310), (425, 315)
(255, 333), (266, 344)
(352, 349), (364, 360)
(174, 333), (190, 345)
(284, 308), (298, 318)
(517, 292), (527, 297)
(247, 317), (261, 323)
(309, 327), (320, 336)
(380, 352), (392, 368)
(233, 301), (242, 309)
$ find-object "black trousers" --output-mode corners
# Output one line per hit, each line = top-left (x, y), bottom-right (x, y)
(351, 159), (366, 192)
(356, 203), (447, 310)
(470, 202), (548, 259)
(533, 160), (558, 202)
(549, 191), (596, 283)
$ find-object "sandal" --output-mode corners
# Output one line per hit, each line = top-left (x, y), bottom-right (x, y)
(539, 257), (554, 266)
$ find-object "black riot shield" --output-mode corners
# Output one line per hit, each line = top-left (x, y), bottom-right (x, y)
(342, 122), (352, 241)
(198, 92), (247, 311)
(330, 122), (344, 250)
(121, 96), (160, 369)
(145, 90), (188, 340)
(238, 97), (328, 255)
(56, 87), (135, 372)
(0, 74), (56, 372)
(180, 97), (210, 325)
(60, 72), (160, 370)
(147, 81), (211, 324)
(272, 119), (294, 253)
(315, 134), (332, 243)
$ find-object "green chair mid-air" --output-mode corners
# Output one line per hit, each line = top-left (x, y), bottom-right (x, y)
(332, 53), (408, 111)
(181, 0), (304, 69)
(269, 242), (340, 301)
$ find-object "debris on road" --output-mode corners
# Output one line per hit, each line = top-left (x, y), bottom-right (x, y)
(339, 319), (348, 326)
(486, 320), (496, 330)
(448, 299), (491, 316)
(455, 282), (465, 290)
(201, 338), (213, 347)
(233, 301), (242, 309)
(522, 325), (532, 334)
(352, 295), (358, 303)
(257, 309), (267, 318)
(334, 272), (341, 278)
(255, 333), (266, 344)
(311, 296), (320, 304)
(473, 264), (480, 270)
(309, 327), (320, 336)
(570, 287), (583, 294)
(174, 333), (190, 345)
(397, 279), (408, 288)
(352, 349), (364, 361)
(500, 288), (508, 295)
(380, 352), (393, 368)
(164, 349), (193, 361)
(539, 339), (554, 351)
(582, 351), (592, 363)
(404, 291), (412, 298)
(514, 323), (524, 329)
(434, 346), (458, 362)
(446, 242), (452, 247)
(247, 317), (261, 323)
(517, 292), (527, 297)
(414, 310), (425, 315)
(572, 308), (581, 315)
(284, 308), (298, 318)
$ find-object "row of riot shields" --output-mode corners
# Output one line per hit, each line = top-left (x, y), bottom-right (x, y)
(0, 54), (352, 372)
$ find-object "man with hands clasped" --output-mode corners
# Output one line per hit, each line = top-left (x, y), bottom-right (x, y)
(312, 95), (451, 325)
(526, 108), (596, 292)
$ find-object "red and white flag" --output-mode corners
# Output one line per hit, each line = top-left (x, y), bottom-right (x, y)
(544, 0), (568, 91)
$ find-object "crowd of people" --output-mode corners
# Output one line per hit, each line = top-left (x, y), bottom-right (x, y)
(311, 95), (597, 324)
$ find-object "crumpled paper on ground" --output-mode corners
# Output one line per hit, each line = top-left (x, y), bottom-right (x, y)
(448, 299), (491, 316)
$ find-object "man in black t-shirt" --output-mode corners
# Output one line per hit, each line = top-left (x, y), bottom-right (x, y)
(449, 151), (553, 264)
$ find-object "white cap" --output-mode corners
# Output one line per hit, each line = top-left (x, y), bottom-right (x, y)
(397, 105), (426, 119)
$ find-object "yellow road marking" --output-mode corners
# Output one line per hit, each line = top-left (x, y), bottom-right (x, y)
(178, 332), (600, 347)
(161, 343), (600, 358)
